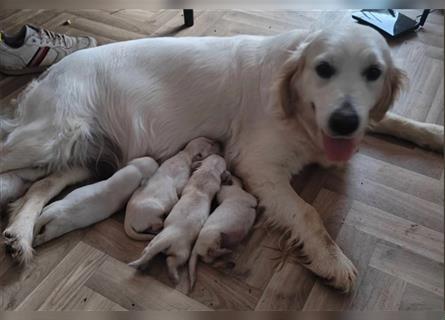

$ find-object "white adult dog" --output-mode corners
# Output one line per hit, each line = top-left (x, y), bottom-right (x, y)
(1, 23), (443, 292)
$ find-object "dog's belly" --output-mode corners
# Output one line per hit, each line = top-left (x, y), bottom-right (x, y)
(84, 38), (255, 162)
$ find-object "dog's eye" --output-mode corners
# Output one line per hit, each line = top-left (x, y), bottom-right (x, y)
(315, 62), (335, 79)
(364, 65), (382, 81)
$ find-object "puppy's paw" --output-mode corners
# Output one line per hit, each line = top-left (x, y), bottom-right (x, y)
(128, 258), (148, 271)
(3, 229), (34, 264)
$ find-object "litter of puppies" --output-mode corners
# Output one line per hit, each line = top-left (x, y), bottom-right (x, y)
(33, 137), (258, 291)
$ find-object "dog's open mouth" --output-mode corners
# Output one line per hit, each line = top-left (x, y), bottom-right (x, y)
(322, 132), (358, 162)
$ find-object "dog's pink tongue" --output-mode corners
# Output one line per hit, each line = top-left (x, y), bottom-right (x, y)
(322, 133), (357, 162)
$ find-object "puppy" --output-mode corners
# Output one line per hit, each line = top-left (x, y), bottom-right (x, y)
(189, 175), (257, 288)
(33, 157), (158, 246)
(124, 137), (220, 240)
(128, 154), (228, 285)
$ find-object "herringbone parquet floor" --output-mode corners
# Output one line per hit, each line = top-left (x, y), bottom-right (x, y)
(0, 9), (443, 311)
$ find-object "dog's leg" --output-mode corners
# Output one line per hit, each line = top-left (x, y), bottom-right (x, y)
(33, 157), (158, 246)
(3, 167), (91, 264)
(368, 112), (444, 152)
(237, 163), (357, 293)
(0, 168), (48, 209)
(0, 122), (55, 173)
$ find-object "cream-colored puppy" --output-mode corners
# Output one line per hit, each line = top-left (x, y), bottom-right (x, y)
(128, 154), (228, 284)
(124, 137), (220, 240)
(33, 157), (158, 246)
(189, 174), (257, 288)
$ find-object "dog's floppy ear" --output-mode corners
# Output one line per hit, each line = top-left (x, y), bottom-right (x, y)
(276, 30), (322, 118)
(369, 65), (406, 122)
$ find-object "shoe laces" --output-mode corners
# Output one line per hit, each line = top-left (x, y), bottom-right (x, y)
(39, 28), (73, 47)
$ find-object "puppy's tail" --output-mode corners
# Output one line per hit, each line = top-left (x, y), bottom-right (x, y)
(124, 216), (156, 241)
(188, 246), (199, 290)
(128, 233), (171, 269)
(124, 199), (165, 241)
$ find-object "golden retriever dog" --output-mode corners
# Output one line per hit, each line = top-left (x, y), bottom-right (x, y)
(1, 23), (442, 292)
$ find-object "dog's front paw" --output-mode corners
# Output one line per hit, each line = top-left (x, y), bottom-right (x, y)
(318, 247), (357, 293)
(33, 209), (68, 247)
(3, 229), (34, 264)
(286, 233), (357, 293)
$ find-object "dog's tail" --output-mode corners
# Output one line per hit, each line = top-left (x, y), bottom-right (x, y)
(128, 232), (171, 269)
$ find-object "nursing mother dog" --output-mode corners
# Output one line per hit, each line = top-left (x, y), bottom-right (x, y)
(1, 23), (443, 293)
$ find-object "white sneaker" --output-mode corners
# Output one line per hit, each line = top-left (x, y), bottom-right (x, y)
(0, 24), (97, 75)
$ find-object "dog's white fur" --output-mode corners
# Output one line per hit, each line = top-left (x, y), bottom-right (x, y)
(3, 167), (90, 263)
(124, 137), (220, 240)
(33, 157), (158, 247)
(128, 155), (227, 285)
(189, 175), (257, 288)
(368, 112), (444, 151)
(0, 168), (48, 209)
(1, 23), (443, 291)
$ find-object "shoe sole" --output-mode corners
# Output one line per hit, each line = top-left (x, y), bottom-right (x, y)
(0, 65), (48, 76)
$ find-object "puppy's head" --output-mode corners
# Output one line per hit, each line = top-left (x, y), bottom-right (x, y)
(197, 154), (227, 175)
(277, 24), (405, 162)
(185, 137), (221, 162)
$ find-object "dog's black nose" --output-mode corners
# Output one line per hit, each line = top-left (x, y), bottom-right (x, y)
(328, 102), (360, 136)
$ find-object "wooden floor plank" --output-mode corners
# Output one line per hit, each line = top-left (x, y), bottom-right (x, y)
(61, 286), (126, 311)
(16, 242), (107, 311)
(369, 242), (444, 297)
(400, 284), (444, 311)
(85, 256), (210, 311)
(335, 153), (444, 205)
(325, 176), (444, 233)
(0, 230), (86, 310)
(349, 267), (406, 311)
(345, 201), (443, 263)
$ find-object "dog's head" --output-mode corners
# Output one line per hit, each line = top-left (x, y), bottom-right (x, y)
(277, 24), (406, 162)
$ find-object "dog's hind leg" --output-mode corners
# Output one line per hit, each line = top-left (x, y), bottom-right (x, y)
(368, 112), (444, 152)
(2, 167), (91, 264)
(0, 121), (57, 173)
(0, 168), (48, 209)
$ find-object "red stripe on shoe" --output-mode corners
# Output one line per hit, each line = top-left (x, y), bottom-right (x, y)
(26, 47), (50, 68)
(26, 47), (42, 67)
(32, 47), (50, 67)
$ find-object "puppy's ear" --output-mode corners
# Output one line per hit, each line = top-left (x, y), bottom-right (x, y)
(370, 65), (406, 122)
(220, 170), (232, 185)
(191, 160), (202, 172)
(276, 31), (321, 118)
(192, 152), (203, 162)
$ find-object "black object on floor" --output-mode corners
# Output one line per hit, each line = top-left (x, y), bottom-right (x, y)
(183, 9), (194, 27)
(352, 9), (430, 38)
